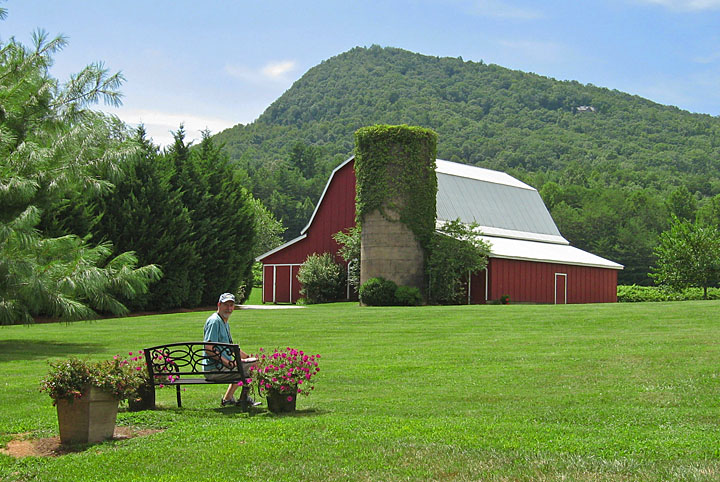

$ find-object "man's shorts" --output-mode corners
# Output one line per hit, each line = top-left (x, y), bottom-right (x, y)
(204, 361), (257, 382)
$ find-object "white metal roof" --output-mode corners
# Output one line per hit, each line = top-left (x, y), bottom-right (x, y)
(481, 235), (623, 269)
(435, 159), (568, 245)
(435, 159), (534, 190)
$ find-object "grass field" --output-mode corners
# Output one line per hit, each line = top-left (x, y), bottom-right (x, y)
(2, 301), (720, 481)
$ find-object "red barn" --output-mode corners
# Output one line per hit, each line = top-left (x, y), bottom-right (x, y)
(257, 157), (622, 304)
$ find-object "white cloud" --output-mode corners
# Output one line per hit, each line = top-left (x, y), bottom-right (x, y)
(109, 108), (236, 147)
(466, 0), (543, 19)
(636, 0), (720, 11)
(225, 60), (297, 82)
(261, 60), (297, 79)
(693, 50), (720, 64)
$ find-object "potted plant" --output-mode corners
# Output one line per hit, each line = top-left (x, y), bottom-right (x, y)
(120, 351), (156, 411)
(40, 356), (145, 444)
(251, 347), (321, 413)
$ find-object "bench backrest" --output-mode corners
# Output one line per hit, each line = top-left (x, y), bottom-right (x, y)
(143, 342), (244, 380)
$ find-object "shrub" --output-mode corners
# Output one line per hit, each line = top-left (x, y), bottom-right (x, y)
(359, 277), (398, 306)
(426, 219), (490, 305)
(617, 285), (720, 302)
(297, 253), (346, 304)
(395, 285), (422, 306)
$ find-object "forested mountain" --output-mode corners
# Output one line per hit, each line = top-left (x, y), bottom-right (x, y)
(214, 45), (720, 285)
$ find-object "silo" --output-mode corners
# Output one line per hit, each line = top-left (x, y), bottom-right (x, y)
(354, 125), (437, 294)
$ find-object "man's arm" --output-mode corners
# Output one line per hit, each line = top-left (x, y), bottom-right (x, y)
(204, 343), (236, 368)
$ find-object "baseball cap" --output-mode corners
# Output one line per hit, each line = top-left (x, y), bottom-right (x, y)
(218, 293), (236, 303)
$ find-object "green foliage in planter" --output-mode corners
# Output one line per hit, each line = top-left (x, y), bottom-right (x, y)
(297, 253), (346, 304)
(359, 277), (398, 306)
(354, 124), (438, 252)
(395, 285), (422, 306)
(427, 219), (491, 304)
(40, 357), (144, 405)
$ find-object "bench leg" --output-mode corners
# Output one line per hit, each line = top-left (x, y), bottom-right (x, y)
(176, 385), (182, 407)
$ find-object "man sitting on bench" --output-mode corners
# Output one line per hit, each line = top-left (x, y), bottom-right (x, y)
(203, 292), (260, 408)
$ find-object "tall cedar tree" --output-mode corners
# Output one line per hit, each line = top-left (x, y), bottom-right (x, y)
(90, 127), (197, 310)
(165, 128), (256, 306)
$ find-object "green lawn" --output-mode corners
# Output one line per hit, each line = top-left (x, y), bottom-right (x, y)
(2, 301), (720, 481)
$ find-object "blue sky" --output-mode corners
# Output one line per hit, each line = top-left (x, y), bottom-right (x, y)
(6, 0), (720, 146)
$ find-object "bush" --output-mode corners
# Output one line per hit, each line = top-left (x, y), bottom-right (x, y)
(426, 219), (490, 305)
(395, 285), (422, 306)
(617, 285), (720, 302)
(359, 277), (398, 306)
(297, 253), (346, 304)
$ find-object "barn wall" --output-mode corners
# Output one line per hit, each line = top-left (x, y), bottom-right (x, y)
(261, 161), (356, 303)
(487, 258), (618, 304)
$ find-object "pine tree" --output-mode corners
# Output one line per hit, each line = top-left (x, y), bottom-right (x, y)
(0, 28), (160, 323)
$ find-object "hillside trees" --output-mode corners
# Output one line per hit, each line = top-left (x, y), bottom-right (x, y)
(0, 29), (161, 323)
(212, 46), (720, 284)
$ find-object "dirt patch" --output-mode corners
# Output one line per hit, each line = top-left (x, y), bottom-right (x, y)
(1, 426), (163, 458)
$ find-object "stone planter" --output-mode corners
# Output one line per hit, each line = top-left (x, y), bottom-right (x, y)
(266, 387), (297, 413)
(56, 386), (119, 444)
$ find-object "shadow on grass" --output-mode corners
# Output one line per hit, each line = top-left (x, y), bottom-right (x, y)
(213, 406), (327, 418)
(0, 340), (104, 363)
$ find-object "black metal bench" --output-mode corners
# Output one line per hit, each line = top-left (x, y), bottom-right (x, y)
(143, 342), (249, 408)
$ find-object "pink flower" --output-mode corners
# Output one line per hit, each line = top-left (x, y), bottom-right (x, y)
(287, 396), (293, 402)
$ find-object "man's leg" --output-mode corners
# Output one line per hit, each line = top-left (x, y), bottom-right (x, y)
(224, 383), (238, 401)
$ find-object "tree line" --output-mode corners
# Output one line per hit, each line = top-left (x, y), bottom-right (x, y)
(3, 19), (718, 322)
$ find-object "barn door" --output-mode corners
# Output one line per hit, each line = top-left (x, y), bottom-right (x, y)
(554, 273), (567, 304)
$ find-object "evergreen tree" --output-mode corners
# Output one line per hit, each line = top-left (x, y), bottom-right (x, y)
(0, 28), (160, 323)
(164, 129), (256, 306)
(91, 127), (196, 310)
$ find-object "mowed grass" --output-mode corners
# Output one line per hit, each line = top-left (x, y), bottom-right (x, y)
(2, 301), (720, 481)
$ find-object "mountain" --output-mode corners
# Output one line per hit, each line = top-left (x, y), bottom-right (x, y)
(213, 45), (720, 285)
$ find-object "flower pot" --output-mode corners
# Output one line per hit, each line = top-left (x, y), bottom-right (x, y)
(128, 382), (155, 411)
(56, 386), (119, 445)
(266, 387), (297, 413)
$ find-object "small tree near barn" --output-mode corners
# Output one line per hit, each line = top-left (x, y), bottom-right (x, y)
(650, 216), (720, 299)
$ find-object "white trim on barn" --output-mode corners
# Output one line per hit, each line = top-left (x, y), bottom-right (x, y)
(299, 156), (355, 236)
(256, 234), (307, 262)
(263, 263), (302, 303)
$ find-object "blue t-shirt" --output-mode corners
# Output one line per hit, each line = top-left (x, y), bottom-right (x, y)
(203, 312), (232, 371)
